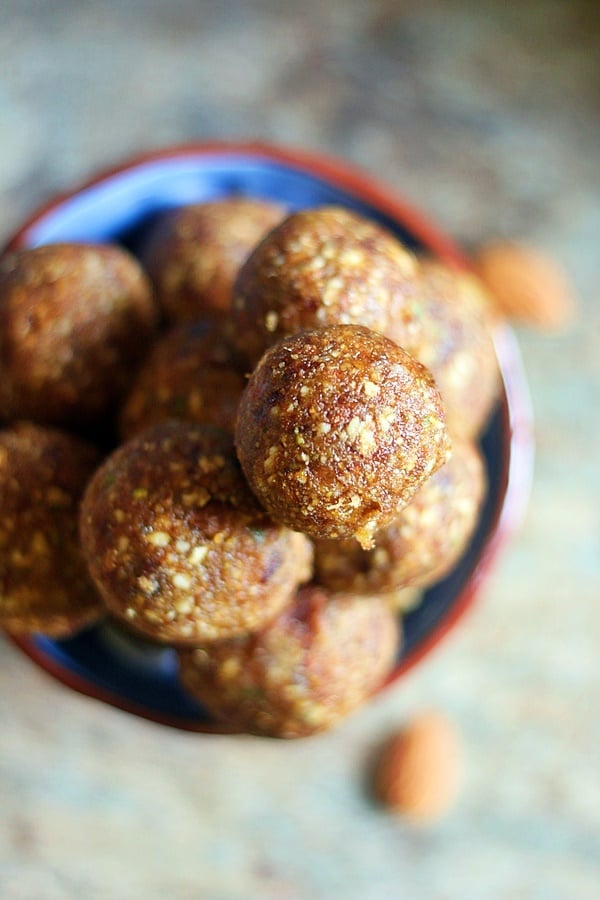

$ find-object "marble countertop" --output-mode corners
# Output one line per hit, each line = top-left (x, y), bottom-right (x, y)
(1, 2), (598, 898)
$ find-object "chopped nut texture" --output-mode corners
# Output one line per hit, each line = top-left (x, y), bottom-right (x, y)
(140, 198), (286, 321)
(179, 585), (400, 737)
(80, 421), (313, 644)
(388, 259), (500, 439)
(119, 314), (245, 440)
(314, 440), (485, 593)
(231, 206), (421, 367)
(0, 243), (158, 426)
(0, 423), (103, 637)
(235, 325), (451, 548)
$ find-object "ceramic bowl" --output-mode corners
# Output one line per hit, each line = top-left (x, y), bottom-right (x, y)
(2, 142), (534, 731)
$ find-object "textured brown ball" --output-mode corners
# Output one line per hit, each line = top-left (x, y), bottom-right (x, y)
(0, 423), (104, 637)
(0, 243), (159, 427)
(231, 205), (421, 367)
(178, 585), (400, 738)
(141, 197), (286, 321)
(314, 439), (486, 594)
(390, 259), (500, 439)
(119, 314), (246, 440)
(375, 713), (462, 822)
(235, 325), (451, 549)
(80, 421), (313, 644)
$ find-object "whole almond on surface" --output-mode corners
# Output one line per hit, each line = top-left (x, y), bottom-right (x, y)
(474, 241), (577, 332)
(374, 712), (462, 823)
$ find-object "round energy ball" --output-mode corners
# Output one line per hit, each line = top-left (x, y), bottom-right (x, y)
(0, 243), (158, 427)
(80, 421), (313, 644)
(119, 315), (246, 440)
(235, 325), (451, 549)
(140, 197), (286, 321)
(231, 205), (421, 367)
(314, 440), (486, 594)
(178, 584), (400, 738)
(0, 423), (104, 637)
(388, 259), (500, 439)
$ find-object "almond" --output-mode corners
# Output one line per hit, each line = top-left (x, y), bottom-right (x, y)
(374, 712), (462, 822)
(474, 241), (577, 332)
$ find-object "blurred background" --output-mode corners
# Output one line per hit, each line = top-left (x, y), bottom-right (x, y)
(0, 1), (598, 898)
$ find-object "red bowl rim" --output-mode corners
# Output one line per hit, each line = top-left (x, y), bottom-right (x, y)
(3, 140), (534, 732)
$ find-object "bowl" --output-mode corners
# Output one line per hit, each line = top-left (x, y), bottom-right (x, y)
(2, 142), (534, 732)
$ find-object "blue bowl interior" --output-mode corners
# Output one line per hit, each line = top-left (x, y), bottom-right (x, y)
(21, 153), (506, 728)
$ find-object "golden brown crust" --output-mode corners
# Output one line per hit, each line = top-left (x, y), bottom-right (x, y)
(178, 584), (400, 737)
(314, 440), (486, 594)
(0, 243), (159, 427)
(80, 421), (313, 644)
(141, 198), (286, 321)
(231, 206), (421, 367)
(119, 315), (246, 440)
(235, 324), (451, 548)
(0, 423), (104, 637)
(389, 259), (500, 439)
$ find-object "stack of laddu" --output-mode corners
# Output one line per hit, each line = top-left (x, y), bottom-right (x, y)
(0, 199), (499, 738)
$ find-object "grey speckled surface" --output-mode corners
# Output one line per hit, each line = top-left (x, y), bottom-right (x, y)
(1, 2), (599, 898)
